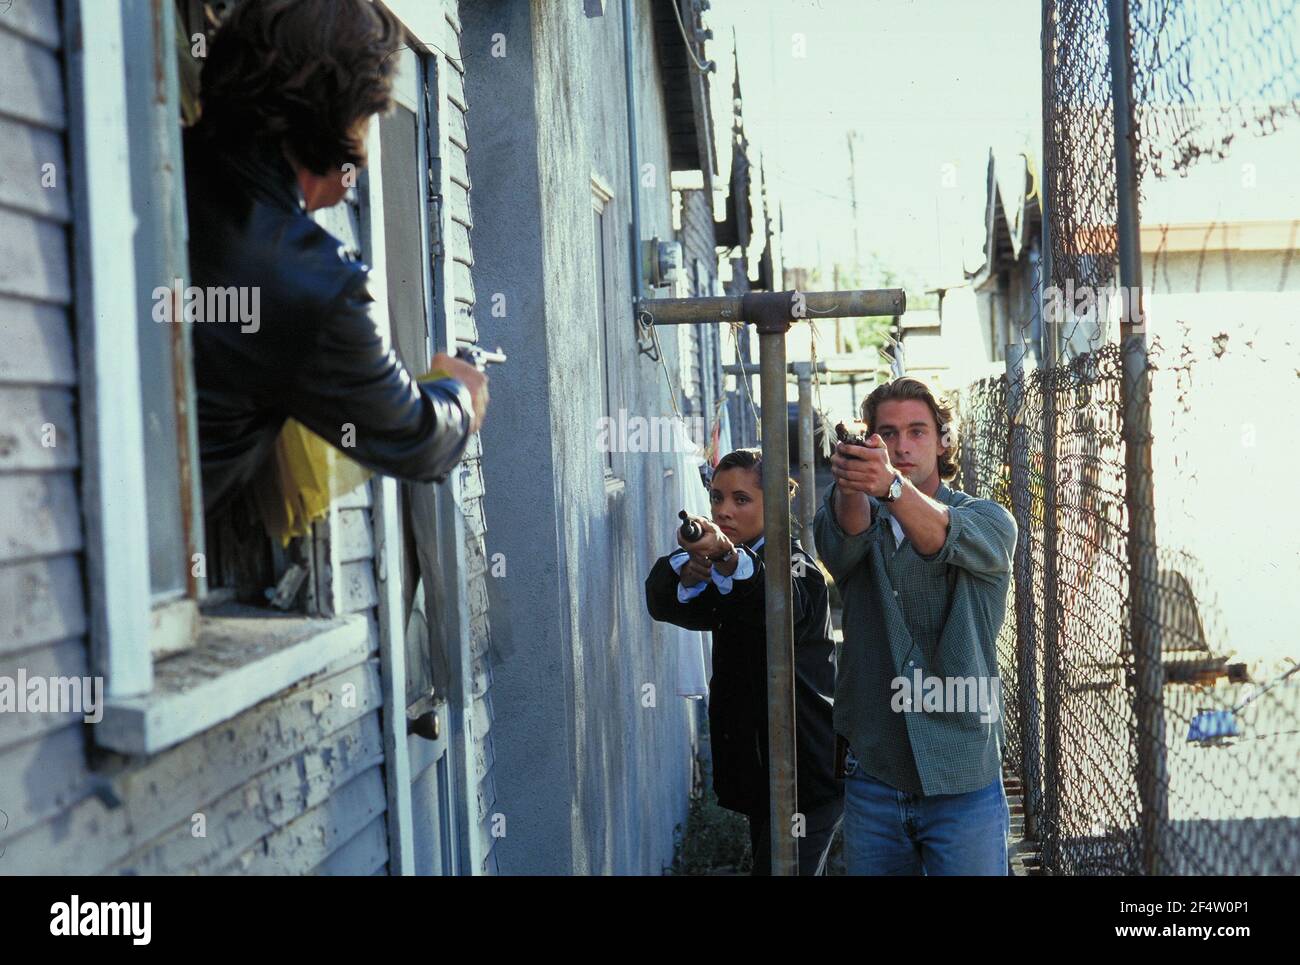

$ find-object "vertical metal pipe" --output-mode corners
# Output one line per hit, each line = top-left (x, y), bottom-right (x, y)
(1041, 0), (1058, 366)
(1027, 31), (1049, 830)
(1005, 342), (1041, 843)
(1039, 0), (1063, 873)
(759, 330), (798, 875)
(1109, 0), (1143, 309)
(621, 0), (645, 312)
(1108, 0), (1166, 877)
(794, 363), (816, 555)
(1040, 386), (1061, 871)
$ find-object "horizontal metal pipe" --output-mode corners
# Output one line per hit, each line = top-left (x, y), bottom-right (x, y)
(721, 362), (826, 375)
(720, 362), (882, 377)
(637, 288), (906, 326)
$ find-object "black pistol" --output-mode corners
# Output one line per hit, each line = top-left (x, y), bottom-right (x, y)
(677, 510), (704, 543)
(834, 419), (871, 455)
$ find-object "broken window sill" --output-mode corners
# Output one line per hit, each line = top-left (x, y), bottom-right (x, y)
(95, 603), (372, 755)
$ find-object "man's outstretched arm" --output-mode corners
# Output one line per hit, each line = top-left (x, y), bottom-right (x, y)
(282, 279), (475, 483)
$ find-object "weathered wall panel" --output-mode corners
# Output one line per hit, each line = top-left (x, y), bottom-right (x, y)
(462, 0), (697, 874)
(439, 2), (499, 875)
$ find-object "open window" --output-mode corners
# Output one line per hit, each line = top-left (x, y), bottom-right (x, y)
(70, 0), (371, 756)
(178, 1), (341, 617)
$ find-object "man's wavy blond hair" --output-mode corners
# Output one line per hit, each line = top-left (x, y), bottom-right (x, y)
(861, 376), (960, 481)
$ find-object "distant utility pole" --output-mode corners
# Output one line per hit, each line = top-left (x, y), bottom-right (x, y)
(847, 131), (866, 357)
(846, 131), (863, 278)
(832, 264), (843, 352)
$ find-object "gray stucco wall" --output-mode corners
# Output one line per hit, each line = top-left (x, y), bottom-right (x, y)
(462, 0), (698, 873)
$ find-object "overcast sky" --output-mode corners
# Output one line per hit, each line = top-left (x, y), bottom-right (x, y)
(703, 0), (1042, 291)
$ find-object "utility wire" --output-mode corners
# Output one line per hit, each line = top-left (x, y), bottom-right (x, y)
(669, 0), (714, 73)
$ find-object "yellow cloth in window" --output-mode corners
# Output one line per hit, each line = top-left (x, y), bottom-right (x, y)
(254, 369), (456, 545)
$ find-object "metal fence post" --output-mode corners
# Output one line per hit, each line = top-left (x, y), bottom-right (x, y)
(758, 325), (799, 876)
(1005, 343), (1041, 844)
(1107, 0), (1167, 876)
(1039, 0), (1064, 874)
(794, 362), (816, 556)
(1040, 384), (1062, 872)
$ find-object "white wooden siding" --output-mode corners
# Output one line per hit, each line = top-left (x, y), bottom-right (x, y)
(0, 1), (88, 853)
(436, 0), (499, 875)
(0, 5), (392, 876)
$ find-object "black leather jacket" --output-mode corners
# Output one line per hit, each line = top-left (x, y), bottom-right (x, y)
(184, 128), (473, 514)
(645, 537), (842, 817)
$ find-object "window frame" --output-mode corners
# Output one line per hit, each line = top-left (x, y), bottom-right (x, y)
(125, 0), (206, 630)
(69, 0), (370, 755)
(67, 0), (155, 700)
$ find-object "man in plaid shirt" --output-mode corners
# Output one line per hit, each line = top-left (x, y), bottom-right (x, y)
(814, 376), (1017, 875)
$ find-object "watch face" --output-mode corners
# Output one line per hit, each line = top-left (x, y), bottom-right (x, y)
(888, 474), (903, 500)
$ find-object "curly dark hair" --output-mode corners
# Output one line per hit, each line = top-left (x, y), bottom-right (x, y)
(196, 0), (404, 174)
(861, 376), (960, 481)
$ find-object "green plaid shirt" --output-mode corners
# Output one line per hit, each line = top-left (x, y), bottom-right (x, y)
(813, 479), (1017, 796)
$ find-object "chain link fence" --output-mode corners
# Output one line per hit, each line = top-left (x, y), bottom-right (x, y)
(959, 341), (1300, 875)
(1131, 0), (1300, 181)
(955, 0), (1300, 874)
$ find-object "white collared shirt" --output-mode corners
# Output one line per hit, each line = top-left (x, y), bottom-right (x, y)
(669, 536), (765, 602)
(887, 512), (905, 548)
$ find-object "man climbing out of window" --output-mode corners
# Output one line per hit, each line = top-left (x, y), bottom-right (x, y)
(184, 0), (489, 516)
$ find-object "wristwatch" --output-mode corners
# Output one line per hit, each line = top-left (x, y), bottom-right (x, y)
(884, 472), (904, 502)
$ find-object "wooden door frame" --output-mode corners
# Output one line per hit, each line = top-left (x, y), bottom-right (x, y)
(425, 34), (482, 878)
(358, 113), (418, 875)
(363, 0), (480, 875)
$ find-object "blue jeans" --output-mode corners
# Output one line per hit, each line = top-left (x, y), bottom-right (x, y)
(842, 747), (1009, 875)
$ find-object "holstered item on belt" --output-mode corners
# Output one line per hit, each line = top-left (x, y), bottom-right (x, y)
(834, 733), (851, 779)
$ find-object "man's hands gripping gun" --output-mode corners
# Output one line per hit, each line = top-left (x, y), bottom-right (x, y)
(426, 344), (505, 435)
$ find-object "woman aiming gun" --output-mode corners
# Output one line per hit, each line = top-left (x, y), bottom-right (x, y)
(644, 448), (842, 875)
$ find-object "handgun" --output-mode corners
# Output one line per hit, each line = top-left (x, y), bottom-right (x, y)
(834, 419), (871, 454)
(422, 344), (506, 386)
(454, 344), (507, 371)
